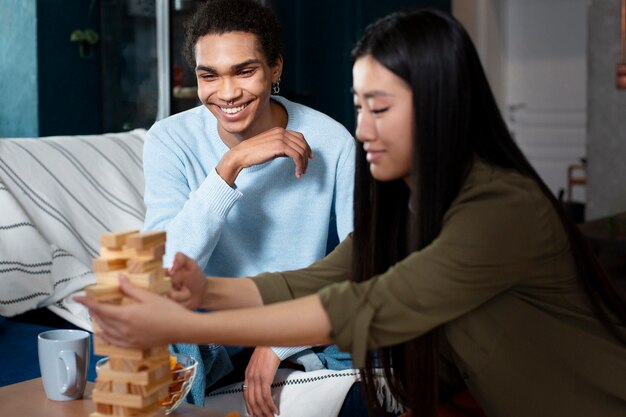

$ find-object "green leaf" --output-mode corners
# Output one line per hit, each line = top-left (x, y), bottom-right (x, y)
(70, 30), (84, 42)
(83, 29), (99, 45)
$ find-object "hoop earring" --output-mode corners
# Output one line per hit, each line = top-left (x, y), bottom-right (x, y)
(272, 77), (281, 94)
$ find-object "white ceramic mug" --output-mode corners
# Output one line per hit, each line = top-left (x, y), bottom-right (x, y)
(37, 329), (90, 401)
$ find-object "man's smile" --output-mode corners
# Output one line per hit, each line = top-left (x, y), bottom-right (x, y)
(219, 103), (248, 114)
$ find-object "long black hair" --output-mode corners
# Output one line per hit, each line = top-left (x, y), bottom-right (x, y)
(350, 9), (626, 417)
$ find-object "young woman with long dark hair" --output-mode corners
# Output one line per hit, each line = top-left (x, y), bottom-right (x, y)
(78, 9), (626, 417)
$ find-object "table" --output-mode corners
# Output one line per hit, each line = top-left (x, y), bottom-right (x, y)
(0, 378), (227, 417)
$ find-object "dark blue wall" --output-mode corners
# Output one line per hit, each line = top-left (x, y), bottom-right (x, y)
(273, 0), (451, 131)
(37, 0), (101, 136)
(0, 0), (101, 138)
(0, 0), (451, 138)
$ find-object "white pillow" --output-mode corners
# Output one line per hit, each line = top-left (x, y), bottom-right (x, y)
(0, 129), (146, 318)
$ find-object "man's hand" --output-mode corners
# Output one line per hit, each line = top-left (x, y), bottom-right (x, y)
(243, 346), (281, 417)
(216, 127), (313, 186)
(168, 252), (208, 310)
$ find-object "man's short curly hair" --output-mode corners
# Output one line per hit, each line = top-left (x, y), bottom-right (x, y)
(183, 0), (283, 68)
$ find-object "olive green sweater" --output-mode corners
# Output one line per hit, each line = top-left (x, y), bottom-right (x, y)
(254, 161), (626, 417)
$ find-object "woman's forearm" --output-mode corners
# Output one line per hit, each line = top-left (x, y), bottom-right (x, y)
(200, 277), (265, 310)
(182, 294), (333, 347)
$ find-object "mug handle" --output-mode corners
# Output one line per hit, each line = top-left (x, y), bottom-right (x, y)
(58, 350), (78, 396)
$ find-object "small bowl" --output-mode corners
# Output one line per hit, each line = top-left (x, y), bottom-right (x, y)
(95, 353), (197, 415)
(162, 353), (198, 414)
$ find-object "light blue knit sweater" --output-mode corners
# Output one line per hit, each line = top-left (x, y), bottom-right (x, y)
(143, 96), (355, 404)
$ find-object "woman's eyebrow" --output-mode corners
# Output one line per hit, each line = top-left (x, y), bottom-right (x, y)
(350, 87), (393, 98)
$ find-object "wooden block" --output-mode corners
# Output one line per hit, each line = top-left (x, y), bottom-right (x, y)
(95, 275), (171, 295)
(113, 405), (149, 417)
(95, 402), (113, 415)
(99, 362), (139, 381)
(99, 361), (170, 386)
(93, 258), (127, 273)
(103, 403), (161, 417)
(91, 229), (171, 416)
(85, 284), (123, 303)
(114, 356), (171, 378)
(99, 244), (165, 262)
(125, 231), (166, 250)
(92, 387), (163, 408)
(136, 375), (171, 397)
(126, 243), (166, 262)
(95, 380), (112, 392)
(126, 259), (163, 274)
(98, 271), (155, 287)
(109, 358), (140, 373)
(112, 381), (129, 394)
(94, 336), (147, 359)
(94, 336), (170, 360)
(95, 271), (124, 285)
(89, 408), (161, 417)
(98, 247), (133, 261)
(149, 362), (171, 384)
(153, 278), (172, 295)
(145, 345), (171, 360)
(95, 270), (164, 286)
(128, 270), (164, 286)
(100, 230), (140, 250)
(112, 405), (132, 417)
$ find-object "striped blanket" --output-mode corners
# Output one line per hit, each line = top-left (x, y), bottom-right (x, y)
(0, 130), (146, 322)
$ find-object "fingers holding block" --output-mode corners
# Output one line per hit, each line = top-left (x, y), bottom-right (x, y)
(85, 284), (124, 303)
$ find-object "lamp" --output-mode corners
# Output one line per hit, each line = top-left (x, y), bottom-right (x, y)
(617, 0), (626, 88)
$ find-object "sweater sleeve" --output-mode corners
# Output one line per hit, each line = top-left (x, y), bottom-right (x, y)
(142, 126), (242, 268)
(318, 175), (554, 367)
(333, 135), (356, 241)
(259, 172), (557, 368)
(271, 346), (311, 361)
(254, 237), (353, 363)
(253, 236), (353, 303)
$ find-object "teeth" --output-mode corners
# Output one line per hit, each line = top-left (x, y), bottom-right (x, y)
(221, 104), (246, 114)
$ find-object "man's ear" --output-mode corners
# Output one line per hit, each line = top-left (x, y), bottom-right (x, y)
(272, 55), (284, 83)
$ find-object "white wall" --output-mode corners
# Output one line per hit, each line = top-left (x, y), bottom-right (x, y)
(453, 0), (505, 111)
(587, 0), (626, 219)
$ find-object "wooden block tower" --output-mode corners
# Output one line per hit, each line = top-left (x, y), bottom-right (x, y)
(86, 230), (172, 417)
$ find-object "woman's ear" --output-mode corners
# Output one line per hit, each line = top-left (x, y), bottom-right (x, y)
(272, 56), (284, 83)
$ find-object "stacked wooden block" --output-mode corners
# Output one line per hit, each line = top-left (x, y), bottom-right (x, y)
(87, 230), (172, 417)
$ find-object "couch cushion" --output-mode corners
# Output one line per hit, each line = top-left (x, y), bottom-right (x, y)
(0, 129), (146, 317)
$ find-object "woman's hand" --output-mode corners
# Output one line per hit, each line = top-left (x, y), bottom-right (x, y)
(168, 252), (208, 310)
(75, 276), (191, 349)
(243, 347), (281, 417)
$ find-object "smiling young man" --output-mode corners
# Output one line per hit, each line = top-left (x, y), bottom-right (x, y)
(141, 0), (355, 415)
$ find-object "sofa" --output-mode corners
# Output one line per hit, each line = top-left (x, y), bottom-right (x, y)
(0, 130), (386, 417)
(0, 129), (146, 386)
